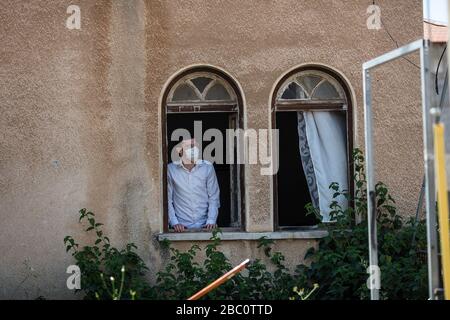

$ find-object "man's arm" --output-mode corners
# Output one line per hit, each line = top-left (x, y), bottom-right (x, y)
(205, 165), (220, 226)
(167, 168), (180, 227)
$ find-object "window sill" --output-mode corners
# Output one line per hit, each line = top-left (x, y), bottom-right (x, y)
(157, 229), (328, 242)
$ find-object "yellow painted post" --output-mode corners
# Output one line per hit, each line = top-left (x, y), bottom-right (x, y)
(434, 123), (450, 300)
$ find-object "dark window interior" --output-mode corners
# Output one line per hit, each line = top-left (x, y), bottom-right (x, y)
(167, 113), (234, 227)
(276, 112), (319, 227)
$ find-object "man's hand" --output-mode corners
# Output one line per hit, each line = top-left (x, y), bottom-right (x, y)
(173, 224), (185, 233)
(204, 224), (217, 231)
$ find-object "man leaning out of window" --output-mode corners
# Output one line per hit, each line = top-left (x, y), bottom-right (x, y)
(167, 138), (220, 233)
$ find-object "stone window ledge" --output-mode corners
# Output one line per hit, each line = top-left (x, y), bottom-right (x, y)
(157, 230), (328, 242)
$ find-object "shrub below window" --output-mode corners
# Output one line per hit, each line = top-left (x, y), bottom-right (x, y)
(295, 149), (428, 300)
(64, 150), (427, 300)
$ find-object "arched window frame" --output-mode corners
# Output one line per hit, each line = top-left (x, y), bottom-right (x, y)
(167, 72), (237, 106)
(271, 66), (354, 230)
(275, 70), (349, 112)
(161, 67), (246, 233)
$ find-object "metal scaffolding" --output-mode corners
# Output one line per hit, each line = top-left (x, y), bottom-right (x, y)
(363, 39), (442, 300)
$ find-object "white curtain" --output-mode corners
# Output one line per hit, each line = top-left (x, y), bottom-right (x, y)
(299, 111), (348, 222)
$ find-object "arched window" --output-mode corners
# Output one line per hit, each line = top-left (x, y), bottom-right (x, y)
(168, 73), (236, 105)
(162, 68), (245, 232)
(272, 67), (353, 229)
(276, 70), (348, 108)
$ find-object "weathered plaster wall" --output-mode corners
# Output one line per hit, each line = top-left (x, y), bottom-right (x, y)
(0, 0), (423, 299)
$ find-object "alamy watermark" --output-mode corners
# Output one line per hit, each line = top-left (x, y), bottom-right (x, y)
(66, 265), (81, 290)
(366, 4), (381, 30)
(366, 265), (381, 290)
(66, 5), (81, 30)
(170, 121), (279, 176)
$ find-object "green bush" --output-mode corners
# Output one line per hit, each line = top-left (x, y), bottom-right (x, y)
(65, 211), (315, 300)
(295, 149), (428, 300)
(154, 230), (316, 300)
(64, 209), (155, 300)
(64, 150), (427, 300)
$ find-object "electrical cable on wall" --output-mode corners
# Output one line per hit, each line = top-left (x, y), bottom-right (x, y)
(372, 0), (421, 69)
(435, 45), (448, 95)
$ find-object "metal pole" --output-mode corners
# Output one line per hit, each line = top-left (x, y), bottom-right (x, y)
(363, 39), (442, 299)
(421, 41), (441, 300)
(187, 259), (250, 300)
(363, 69), (379, 300)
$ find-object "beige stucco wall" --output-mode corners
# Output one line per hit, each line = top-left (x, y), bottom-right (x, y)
(0, 0), (423, 299)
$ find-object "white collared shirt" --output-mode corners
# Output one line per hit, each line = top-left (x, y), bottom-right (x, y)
(167, 160), (220, 229)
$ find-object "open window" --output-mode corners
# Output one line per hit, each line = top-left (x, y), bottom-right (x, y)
(272, 67), (353, 229)
(162, 68), (245, 232)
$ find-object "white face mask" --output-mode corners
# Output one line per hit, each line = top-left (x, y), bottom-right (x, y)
(183, 146), (200, 162)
